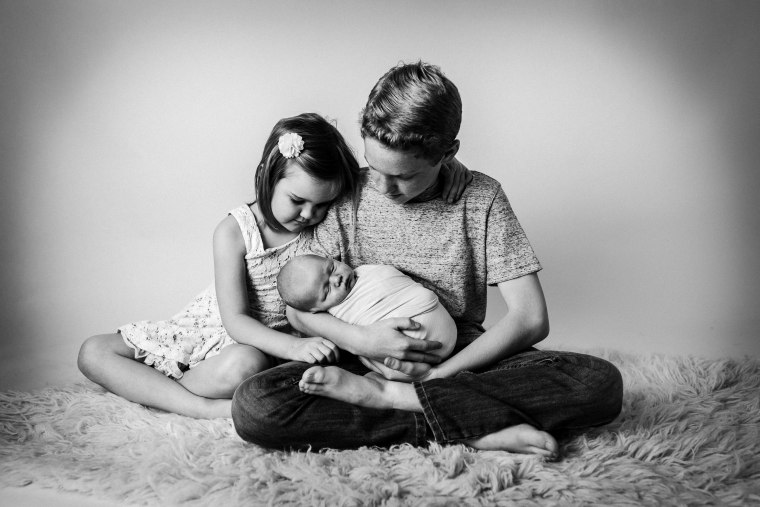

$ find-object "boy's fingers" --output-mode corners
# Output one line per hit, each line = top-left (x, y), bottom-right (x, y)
(407, 338), (442, 351)
(384, 358), (432, 377)
(392, 318), (420, 330)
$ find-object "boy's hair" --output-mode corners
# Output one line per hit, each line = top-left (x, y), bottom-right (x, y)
(360, 61), (462, 163)
(255, 113), (360, 233)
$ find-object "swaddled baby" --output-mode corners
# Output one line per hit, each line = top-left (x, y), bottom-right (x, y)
(277, 254), (457, 381)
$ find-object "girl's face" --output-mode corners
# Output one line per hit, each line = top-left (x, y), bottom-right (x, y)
(270, 163), (340, 232)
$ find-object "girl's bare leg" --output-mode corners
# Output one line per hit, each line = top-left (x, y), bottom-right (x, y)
(299, 365), (558, 457)
(78, 333), (230, 419)
(178, 344), (270, 399)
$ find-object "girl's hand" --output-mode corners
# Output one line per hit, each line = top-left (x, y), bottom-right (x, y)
(288, 337), (340, 364)
(359, 318), (443, 364)
(439, 157), (473, 203)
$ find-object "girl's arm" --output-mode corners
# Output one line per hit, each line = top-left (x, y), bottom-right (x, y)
(388, 272), (549, 380)
(213, 216), (338, 363)
(440, 157), (473, 203)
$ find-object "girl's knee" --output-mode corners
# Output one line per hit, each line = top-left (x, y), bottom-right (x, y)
(77, 334), (109, 375)
(218, 346), (270, 389)
(77, 333), (131, 377)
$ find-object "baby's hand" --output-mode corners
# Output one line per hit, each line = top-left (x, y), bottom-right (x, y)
(289, 337), (340, 364)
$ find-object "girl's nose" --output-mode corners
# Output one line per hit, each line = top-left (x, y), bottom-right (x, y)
(300, 206), (314, 220)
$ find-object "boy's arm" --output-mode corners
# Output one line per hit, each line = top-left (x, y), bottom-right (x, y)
(287, 307), (444, 368)
(385, 272), (549, 379)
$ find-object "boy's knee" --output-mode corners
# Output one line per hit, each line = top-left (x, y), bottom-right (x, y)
(580, 355), (623, 423)
(231, 365), (306, 448)
(600, 359), (624, 417)
(232, 374), (276, 446)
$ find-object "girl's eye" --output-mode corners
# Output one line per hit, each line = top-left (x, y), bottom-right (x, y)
(290, 198), (305, 205)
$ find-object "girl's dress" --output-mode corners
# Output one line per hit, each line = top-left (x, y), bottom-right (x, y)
(118, 204), (307, 379)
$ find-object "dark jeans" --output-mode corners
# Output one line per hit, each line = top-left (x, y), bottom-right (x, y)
(231, 349), (623, 451)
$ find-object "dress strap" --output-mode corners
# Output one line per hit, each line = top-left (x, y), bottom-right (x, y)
(228, 205), (263, 254)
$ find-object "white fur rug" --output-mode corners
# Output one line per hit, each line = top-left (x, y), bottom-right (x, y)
(1, 349), (759, 506)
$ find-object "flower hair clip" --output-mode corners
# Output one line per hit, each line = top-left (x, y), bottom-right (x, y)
(278, 132), (304, 159)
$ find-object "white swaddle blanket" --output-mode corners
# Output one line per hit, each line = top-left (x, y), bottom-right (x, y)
(329, 264), (457, 380)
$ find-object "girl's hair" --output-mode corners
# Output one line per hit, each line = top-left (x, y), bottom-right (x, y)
(255, 113), (360, 232)
(360, 61), (462, 163)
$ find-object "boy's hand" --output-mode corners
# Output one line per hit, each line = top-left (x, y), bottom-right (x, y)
(440, 157), (473, 203)
(383, 358), (441, 380)
(360, 318), (443, 363)
(288, 337), (340, 364)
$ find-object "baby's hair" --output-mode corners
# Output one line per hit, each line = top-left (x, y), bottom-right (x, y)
(255, 113), (361, 233)
(276, 255), (318, 312)
(360, 61), (462, 163)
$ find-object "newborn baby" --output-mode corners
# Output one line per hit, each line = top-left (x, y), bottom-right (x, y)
(277, 254), (457, 381)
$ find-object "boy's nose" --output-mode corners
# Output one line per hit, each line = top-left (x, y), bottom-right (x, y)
(373, 174), (394, 194)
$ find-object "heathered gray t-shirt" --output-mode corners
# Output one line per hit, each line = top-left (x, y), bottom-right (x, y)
(307, 170), (541, 347)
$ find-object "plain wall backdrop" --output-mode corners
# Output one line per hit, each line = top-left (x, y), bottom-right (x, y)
(1, 0), (759, 390)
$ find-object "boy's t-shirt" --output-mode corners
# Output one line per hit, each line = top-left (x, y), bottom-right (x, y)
(307, 170), (541, 348)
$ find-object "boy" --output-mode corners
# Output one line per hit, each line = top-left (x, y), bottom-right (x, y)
(233, 62), (623, 456)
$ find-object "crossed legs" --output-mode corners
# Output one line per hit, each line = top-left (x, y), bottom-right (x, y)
(78, 333), (268, 418)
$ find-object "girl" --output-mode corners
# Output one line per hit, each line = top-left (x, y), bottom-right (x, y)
(78, 113), (360, 419)
(78, 113), (471, 419)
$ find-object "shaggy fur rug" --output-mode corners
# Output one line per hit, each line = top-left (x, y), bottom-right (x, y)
(1, 349), (759, 506)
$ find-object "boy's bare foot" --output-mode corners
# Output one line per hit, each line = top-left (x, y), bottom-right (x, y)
(466, 424), (559, 458)
(299, 366), (398, 409)
(300, 367), (558, 459)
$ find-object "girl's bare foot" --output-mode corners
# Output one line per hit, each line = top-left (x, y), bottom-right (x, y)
(299, 366), (398, 409)
(466, 424), (559, 458)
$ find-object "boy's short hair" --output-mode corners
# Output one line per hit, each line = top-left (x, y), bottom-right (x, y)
(360, 61), (462, 163)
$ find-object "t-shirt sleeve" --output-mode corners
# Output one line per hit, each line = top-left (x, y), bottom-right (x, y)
(485, 186), (541, 285)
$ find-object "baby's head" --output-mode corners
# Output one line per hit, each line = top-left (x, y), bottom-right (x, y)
(277, 255), (356, 312)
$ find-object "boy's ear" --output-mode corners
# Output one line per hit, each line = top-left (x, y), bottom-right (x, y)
(440, 140), (460, 165)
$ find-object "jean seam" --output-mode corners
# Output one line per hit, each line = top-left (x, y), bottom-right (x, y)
(413, 412), (427, 446)
(414, 382), (445, 442)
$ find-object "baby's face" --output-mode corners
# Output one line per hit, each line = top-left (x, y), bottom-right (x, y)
(299, 256), (356, 312)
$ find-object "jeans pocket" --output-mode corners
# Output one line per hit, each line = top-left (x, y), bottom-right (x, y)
(495, 351), (562, 370)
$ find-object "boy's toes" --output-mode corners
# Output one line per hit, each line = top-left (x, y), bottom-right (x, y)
(301, 366), (327, 385)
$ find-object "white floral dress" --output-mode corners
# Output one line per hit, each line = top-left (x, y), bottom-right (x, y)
(119, 204), (308, 379)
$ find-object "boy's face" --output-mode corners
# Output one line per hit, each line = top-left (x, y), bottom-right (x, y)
(298, 255), (356, 312)
(363, 137), (441, 204)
